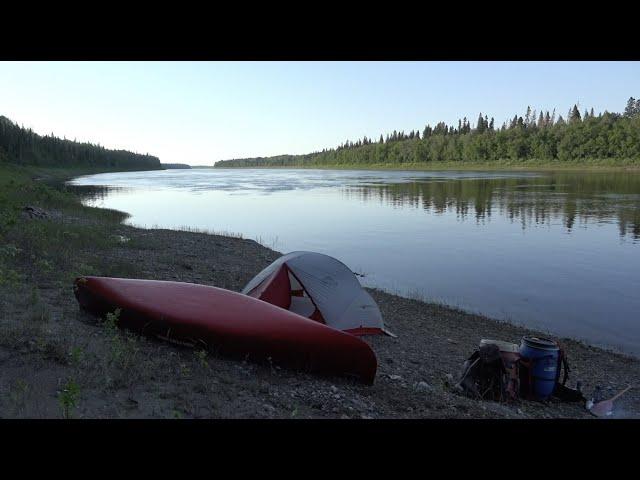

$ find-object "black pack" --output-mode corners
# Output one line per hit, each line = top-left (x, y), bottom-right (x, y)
(457, 343), (509, 402)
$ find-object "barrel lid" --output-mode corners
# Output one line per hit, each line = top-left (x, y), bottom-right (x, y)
(521, 336), (559, 351)
(480, 339), (519, 353)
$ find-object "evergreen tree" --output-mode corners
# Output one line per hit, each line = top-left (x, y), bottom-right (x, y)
(624, 97), (637, 117)
(569, 104), (581, 123)
(476, 113), (485, 133)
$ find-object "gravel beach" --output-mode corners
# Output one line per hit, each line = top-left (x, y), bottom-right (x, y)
(2, 204), (638, 419)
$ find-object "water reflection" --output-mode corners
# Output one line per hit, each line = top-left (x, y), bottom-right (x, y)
(342, 173), (640, 241)
(65, 184), (133, 202)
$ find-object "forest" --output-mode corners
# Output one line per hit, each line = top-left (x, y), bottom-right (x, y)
(215, 98), (640, 168)
(0, 115), (161, 170)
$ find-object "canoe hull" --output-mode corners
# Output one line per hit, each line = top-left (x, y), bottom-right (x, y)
(74, 276), (377, 384)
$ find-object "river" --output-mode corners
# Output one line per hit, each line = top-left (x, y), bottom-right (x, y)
(68, 168), (640, 355)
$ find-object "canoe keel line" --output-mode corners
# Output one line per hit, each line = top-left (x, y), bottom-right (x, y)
(74, 276), (378, 384)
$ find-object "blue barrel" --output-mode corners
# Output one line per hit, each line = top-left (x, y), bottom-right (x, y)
(519, 337), (560, 400)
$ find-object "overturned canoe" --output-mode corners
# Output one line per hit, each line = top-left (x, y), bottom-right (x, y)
(73, 276), (377, 384)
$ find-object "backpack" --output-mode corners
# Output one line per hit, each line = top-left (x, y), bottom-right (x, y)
(457, 343), (511, 402)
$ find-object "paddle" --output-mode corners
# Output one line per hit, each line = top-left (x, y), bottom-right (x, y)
(587, 386), (632, 417)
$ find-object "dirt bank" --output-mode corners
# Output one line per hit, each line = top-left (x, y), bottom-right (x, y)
(1, 201), (638, 418)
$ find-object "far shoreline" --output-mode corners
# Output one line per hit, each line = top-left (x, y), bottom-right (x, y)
(207, 162), (640, 173)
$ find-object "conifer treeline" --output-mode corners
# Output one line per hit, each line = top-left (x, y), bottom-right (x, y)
(216, 98), (640, 168)
(0, 115), (161, 170)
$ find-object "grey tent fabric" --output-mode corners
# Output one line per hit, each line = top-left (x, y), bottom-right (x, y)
(242, 251), (390, 335)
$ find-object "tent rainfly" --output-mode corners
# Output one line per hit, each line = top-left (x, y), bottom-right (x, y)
(242, 251), (393, 336)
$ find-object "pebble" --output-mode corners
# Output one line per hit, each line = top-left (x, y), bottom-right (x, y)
(415, 381), (434, 392)
(389, 374), (403, 381)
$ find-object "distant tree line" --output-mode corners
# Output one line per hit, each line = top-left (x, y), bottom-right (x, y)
(215, 98), (640, 168)
(161, 163), (192, 169)
(0, 115), (161, 170)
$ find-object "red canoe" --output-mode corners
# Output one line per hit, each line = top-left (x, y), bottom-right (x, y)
(73, 276), (377, 384)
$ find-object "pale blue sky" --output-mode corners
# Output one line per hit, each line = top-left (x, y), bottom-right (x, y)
(0, 61), (638, 165)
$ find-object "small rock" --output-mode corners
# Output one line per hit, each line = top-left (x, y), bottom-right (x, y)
(360, 414), (374, 419)
(340, 414), (350, 419)
(22, 205), (49, 219)
(263, 404), (275, 412)
(415, 381), (434, 392)
(445, 373), (454, 382)
(389, 374), (403, 381)
(330, 385), (338, 393)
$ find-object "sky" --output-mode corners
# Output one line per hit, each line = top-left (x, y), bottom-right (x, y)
(0, 61), (639, 166)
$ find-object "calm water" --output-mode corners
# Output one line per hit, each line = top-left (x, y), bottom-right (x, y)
(69, 168), (640, 355)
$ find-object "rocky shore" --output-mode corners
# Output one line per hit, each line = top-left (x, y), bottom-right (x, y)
(2, 200), (638, 418)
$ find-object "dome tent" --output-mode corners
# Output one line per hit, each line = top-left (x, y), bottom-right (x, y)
(242, 251), (393, 336)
